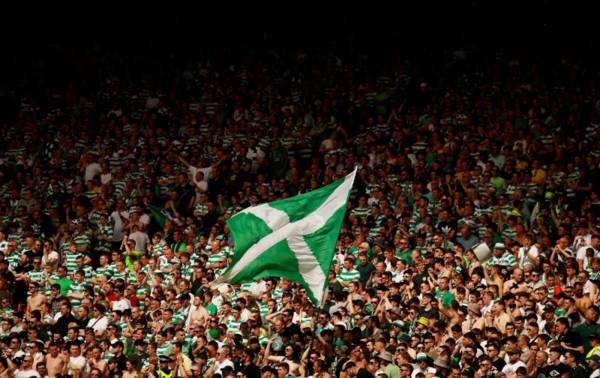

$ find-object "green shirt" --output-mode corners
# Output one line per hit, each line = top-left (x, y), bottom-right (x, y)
(157, 341), (173, 356)
(384, 363), (401, 378)
(574, 322), (600, 353)
(435, 289), (455, 309)
(125, 249), (143, 271)
(56, 277), (74, 296)
(395, 248), (412, 264)
(339, 268), (361, 285)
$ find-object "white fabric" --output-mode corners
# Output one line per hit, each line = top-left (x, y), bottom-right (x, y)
(87, 316), (109, 333)
(15, 369), (41, 378)
(214, 168), (356, 306)
(84, 162), (102, 182)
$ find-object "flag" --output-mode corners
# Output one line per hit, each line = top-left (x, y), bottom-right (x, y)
(148, 204), (172, 229)
(529, 201), (540, 229)
(212, 167), (357, 306)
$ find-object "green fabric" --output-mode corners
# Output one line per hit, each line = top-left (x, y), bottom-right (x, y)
(435, 289), (455, 309)
(213, 169), (356, 306)
(56, 277), (73, 296)
(575, 322), (600, 353)
(384, 364), (401, 378)
(125, 249), (142, 271)
(149, 204), (170, 229)
(204, 303), (218, 316)
(395, 248), (412, 264)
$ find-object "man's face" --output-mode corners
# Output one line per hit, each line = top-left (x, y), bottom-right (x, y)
(513, 269), (523, 281)
(22, 355), (33, 368)
(344, 259), (353, 270)
(555, 322), (567, 334)
(70, 345), (80, 356)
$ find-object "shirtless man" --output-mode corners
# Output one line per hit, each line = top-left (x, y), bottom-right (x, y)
(27, 282), (46, 316)
(46, 342), (66, 378)
(187, 295), (209, 329)
(87, 345), (107, 374)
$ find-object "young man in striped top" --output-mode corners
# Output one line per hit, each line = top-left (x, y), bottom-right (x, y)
(339, 256), (361, 289)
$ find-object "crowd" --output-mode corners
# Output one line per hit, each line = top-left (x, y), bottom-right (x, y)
(0, 40), (600, 378)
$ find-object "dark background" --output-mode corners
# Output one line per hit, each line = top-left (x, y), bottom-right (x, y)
(0, 1), (596, 120)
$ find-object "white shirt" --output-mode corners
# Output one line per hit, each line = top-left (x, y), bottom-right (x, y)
(68, 355), (88, 375)
(110, 210), (129, 242)
(518, 245), (539, 267)
(481, 301), (494, 316)
(411, 366), (436, 378)
(502, 360), (526, 375)
(100, 172), (112, 185)
(84, 162), (102, 182)
(214, 358), (234, 375)
(139, 213), (151, 227)
(87, 316), (109, 333)
(112, 298), (131, 312)
(189, 165), (212, 189)
(129, 230), (150, 251)
(42, 250), (59, 266)
(15, 369), (41, 378)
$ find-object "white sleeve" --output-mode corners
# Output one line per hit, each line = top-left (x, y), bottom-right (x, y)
(199, 166), (212, 180)
(576, 246), (588, 260)
(188, 166), (198, 179)
(99, 317), (109, 330)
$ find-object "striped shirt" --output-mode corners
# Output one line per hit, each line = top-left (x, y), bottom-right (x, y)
(68, 281), (88, 308)
(339, 268), (361, 284)
(157, 342), (173, 356)
(351, 207), (370, 219)
(173, 309), (186, 325)
(27, 269), (45, 283)
(227, 317), (243, 334)
(486, 252), (517, 268)
(180, 263), (194, 280)
(64, 252), (82, 274)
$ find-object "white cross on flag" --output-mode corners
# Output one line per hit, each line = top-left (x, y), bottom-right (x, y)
(212, 168), (357, 306)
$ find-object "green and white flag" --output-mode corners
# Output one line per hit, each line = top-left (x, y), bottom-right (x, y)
(212, 167), (357, 306)
(149, 204), (172, 229)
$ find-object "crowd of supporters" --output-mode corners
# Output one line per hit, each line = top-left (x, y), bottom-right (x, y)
(1, 38), (600, 378)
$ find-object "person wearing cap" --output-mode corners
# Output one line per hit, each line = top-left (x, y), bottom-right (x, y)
(586, 333), (600, 362)
(414, 317), (429, 334)
(485, 243), (516, 270)
(375, 350), (398, 378)
(157, 355), (176, 378)
(412, 352), (435, 377)
(588, 354), (600, 377)
(463, 303), (484, 333)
